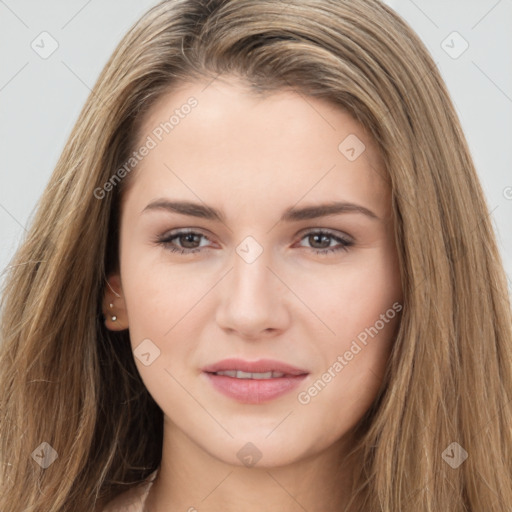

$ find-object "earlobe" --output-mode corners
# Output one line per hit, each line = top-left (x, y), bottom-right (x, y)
(103, 274), (129, 330)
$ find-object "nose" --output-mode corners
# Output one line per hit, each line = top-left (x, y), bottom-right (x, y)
(215, 246), (290, 340)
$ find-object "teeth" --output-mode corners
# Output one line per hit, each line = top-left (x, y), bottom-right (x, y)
(214, 370), (286, 379)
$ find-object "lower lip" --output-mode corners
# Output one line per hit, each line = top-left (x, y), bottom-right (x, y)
(203, 372), (308, 404)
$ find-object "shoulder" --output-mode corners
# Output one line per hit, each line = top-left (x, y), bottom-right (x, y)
(99, 469), (159, 512)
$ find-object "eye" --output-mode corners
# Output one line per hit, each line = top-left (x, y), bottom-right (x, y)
(155, 228), (354, 256)
(295, 229), (354, 255)
(156, 229), (212, 255)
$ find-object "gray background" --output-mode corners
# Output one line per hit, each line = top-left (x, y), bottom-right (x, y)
(1, 0), (511, 294)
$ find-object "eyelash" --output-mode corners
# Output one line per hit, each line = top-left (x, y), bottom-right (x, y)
(155, 229), (354, 256)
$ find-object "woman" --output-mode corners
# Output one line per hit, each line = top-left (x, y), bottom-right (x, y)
(1, 0), (511, 511)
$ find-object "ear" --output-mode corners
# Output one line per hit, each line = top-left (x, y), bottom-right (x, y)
(102, 273), (129, 331)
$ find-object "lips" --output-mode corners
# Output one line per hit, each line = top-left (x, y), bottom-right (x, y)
(201, 358), (309, 376)
(201, 358), (309, 404)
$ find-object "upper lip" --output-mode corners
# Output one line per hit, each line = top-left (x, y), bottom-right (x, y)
(202, 358), (309, 376)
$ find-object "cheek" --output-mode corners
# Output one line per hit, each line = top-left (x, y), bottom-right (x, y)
(120, 245), (201, 337)
(119, 245), (212, 373)
(296, 312), (399, 446)
(122, 268), (198, 413)
(297, 248), (401, 339)
(297, 250), (401, 416)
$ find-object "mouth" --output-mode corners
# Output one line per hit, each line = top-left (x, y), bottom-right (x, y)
(210, 370), (293, 379)
(201, 358), (309, 404)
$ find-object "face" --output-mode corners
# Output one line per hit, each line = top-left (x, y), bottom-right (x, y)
(106, 76), (403, 468)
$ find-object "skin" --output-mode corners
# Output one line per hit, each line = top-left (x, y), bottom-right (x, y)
(103, 75), (403, 511)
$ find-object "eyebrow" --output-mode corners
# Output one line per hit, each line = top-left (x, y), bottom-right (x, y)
(141, 199), (380, 222)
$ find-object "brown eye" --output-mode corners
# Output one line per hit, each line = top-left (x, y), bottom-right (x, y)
(157, 230), (211, 255)
(297, 230), (353, 255)
(155, 228), (354, 256)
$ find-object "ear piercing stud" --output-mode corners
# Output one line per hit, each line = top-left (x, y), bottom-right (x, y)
(109, 302), (117, 322)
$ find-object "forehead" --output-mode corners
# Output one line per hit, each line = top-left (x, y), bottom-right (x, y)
(128, 77), (391, 220)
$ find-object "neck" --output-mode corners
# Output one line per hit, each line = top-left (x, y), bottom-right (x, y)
(145, 418), (360, 512)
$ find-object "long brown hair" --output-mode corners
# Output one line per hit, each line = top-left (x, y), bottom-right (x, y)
(1, 0), (511, 510)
